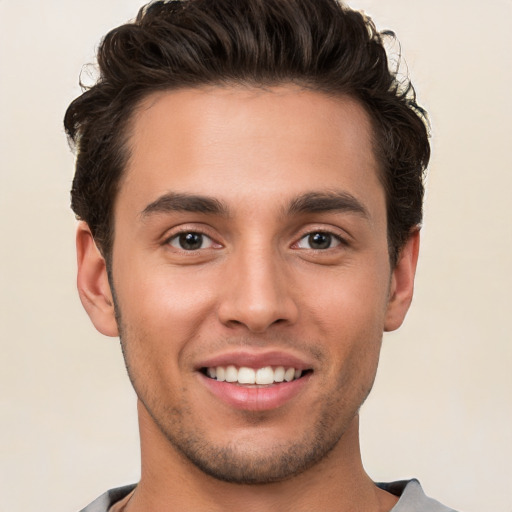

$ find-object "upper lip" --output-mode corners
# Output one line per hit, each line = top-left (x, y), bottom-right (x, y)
(196, 350), (314, 371)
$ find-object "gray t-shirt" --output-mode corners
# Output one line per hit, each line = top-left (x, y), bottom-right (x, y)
(79, 479), (457, 511)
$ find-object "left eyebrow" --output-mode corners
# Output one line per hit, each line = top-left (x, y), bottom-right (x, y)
(140, 192), (229, 219)
(286, 191), (370, 219)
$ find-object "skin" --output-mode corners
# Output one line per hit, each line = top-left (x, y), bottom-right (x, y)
(76, 86), (419, 512)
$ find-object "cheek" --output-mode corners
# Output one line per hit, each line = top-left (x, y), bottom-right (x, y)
(300, 261), (389, 362)
(114, 263), (220, 356)
(303, 260), (390, 325)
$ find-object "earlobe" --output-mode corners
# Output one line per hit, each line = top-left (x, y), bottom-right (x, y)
(76, 222), (119, 337)
(384, 229), (420, 332)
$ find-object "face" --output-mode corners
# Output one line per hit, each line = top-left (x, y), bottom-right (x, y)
(78, 85), (417, 484)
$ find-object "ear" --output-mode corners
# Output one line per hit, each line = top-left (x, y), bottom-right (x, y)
(76, 221), (119, 337)
(384, 229), (420, 332)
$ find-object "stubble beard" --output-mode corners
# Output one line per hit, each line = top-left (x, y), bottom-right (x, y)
(140, 388), (359, 485)
(109, 275), (376, 485)
(121, 333), (374, 485)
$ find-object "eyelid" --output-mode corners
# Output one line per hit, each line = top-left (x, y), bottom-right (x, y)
(296, 233), (341, 249)
(162, 224), (223, 249)
(292, 226), (350, 249)
(167, 232), (215, 250)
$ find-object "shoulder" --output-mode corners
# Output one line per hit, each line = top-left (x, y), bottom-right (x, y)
(79, 484), (136, 512)
(377, 479), (459, 512)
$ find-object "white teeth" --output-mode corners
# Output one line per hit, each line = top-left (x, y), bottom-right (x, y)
(284, 367), (295, 382)
(206, 365), (305, 384)
(216, 366), (225, 382)
(238, 367), (256, 384)
(255, 366), (274, 385)
(274, 366), (285, 382)
(225, 365), (238, 383)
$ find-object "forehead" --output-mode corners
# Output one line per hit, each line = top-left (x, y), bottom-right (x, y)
(118, 85), (383, 218)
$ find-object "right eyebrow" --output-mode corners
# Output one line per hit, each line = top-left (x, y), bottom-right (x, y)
(140, 192), (229, 219)
(286, 191), (370, 219)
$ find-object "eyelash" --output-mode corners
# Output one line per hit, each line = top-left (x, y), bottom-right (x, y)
(164, 228), (347, 253)
(294, 231), (347, 250)
(165, 230), (220, 252)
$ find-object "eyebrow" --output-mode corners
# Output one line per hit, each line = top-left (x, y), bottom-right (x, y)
(140, 190), (369, 220)
(287, 191), (369, 218)
(140, 192), (229, 218)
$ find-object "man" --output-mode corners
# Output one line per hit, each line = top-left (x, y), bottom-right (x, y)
(65, 0), (456, 510)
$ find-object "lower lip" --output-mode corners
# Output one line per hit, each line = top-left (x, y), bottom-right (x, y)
(199, 373), (311, 411)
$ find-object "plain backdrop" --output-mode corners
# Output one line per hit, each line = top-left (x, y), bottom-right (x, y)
(1, 0), (511, 511)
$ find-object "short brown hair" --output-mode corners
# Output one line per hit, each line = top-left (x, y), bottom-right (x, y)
(64, 0), (430, 265)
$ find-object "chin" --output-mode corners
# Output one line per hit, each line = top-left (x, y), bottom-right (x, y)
(146, 394), (361, 485)
(169, 431), (342, 484)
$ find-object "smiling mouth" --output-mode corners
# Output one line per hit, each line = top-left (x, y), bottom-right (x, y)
(201, 365), (312, 386)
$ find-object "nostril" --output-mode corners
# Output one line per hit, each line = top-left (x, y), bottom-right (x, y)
(225, 319), (244, 328)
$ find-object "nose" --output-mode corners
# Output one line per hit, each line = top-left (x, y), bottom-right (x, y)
(217, 246), (299, 333)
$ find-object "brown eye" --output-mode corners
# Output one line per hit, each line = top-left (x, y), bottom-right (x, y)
(168, 232), (213, 251)
(296, 232), (341, 250)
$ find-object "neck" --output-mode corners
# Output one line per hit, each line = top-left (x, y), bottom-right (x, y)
(124, 401), (397, 512)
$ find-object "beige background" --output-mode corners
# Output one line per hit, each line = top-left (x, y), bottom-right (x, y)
(1, 0), (511, 510)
